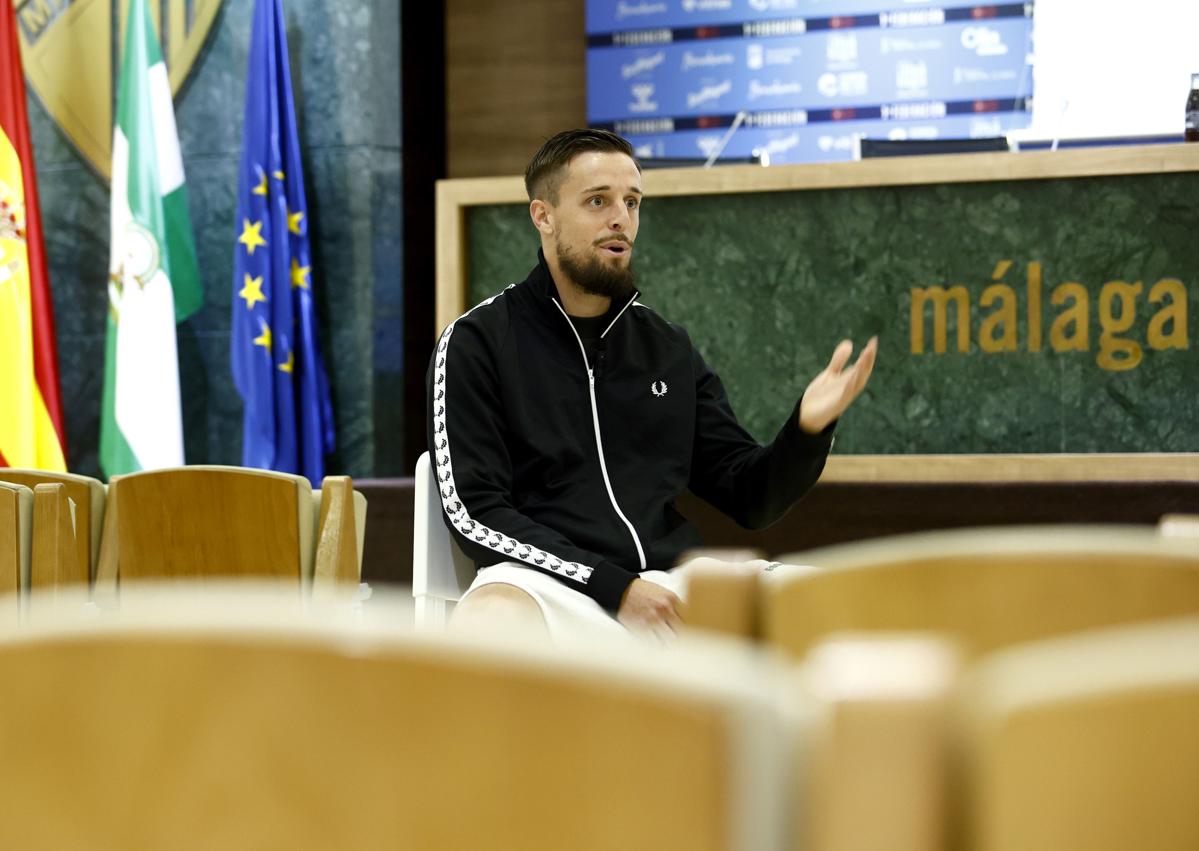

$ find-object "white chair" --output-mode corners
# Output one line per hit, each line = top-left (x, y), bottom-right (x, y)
(412, 452), (476, 628)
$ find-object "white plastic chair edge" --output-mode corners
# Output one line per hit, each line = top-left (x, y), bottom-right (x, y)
(413, 452), (476, 629)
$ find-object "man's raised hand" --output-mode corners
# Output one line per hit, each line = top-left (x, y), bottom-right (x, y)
(798, 337), (878, 435)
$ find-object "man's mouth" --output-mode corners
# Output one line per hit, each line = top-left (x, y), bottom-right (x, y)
(597, 240), (631, 257)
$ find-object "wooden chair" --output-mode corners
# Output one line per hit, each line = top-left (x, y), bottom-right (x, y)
(29, 483), (88, 594)
(95, 467), (364, 595)
(799, 635), (960, 851)
(0, 469), (104, 583)
(0, 481), (32, 613)
(0, 585), (795, 850)
(957, 616), (1199, 851)
(758, 526), (1199, 660)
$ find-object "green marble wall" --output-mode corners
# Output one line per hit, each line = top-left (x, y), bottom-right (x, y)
(468, 170), (1199, 453)
(33, 0), (402, 479)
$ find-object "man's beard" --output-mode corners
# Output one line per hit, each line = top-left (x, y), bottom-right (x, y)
(556, 239), (636, 300)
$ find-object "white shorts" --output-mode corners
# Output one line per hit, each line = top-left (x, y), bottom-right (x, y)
(459, 558), (774, 639)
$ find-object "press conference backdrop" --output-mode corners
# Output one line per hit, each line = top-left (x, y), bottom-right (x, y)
(586, 0), (1035, 164)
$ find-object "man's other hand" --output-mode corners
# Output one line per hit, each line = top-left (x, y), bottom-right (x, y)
(617, 578), (683, 640)
(798, 336), (878, 434)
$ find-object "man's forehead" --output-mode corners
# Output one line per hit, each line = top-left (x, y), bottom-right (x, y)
(563, 151), (642, 194)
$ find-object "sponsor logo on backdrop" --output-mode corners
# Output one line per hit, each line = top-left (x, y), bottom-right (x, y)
(613, 29), (674, 46)
(826, 33), (858, 65)
(687, 79), (732, 108)
(629, 83), (660, 113)
(953, 66), (1018, 85)
(887, 125), (939, 141)
(817, 70), (868, 98)
(681, 0), (731, 11)
(750, 0), (801, 10)
(615, 118), (675, 134)
(749, 79), (803, 100)
(896, 60), (929, 97)
(743, 18), (806, 37)
(747, 109), (808, 127)
(881, 35), (943, 53)
(762, 133), (800, 154)
(747, 43), (802, 70)
(880, 8), (946, 27)
(882, 101), (947, 120)
(696, 135), (722, 157)
(961, 26), (1008, 57)
(634, 144), (655, 158)
(16, 0), (223, 179)
(682, 49), (735, 71)
(818, 134), (856, 152)
(622, 51), (666, 79)
(970, 116), (1004, 137)
(616, 1), (668, 20)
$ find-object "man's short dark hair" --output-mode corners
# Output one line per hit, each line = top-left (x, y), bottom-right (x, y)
(524, 129), (640, 204)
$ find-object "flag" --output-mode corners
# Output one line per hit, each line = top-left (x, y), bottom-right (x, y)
(231, 0), (334, 485)
(0, 0), (66, 470)
(99, 0), (202, 478)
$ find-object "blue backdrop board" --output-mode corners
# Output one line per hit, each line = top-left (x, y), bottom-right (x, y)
(586, 1), (1034, 163)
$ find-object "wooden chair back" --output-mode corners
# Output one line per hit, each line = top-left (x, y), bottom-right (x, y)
(0, 469), (104, 582)
(29, 483), (87, 594)
(763, 526), (1199, 660)
(0, 482), (32, 609)
(312, 475), (365, 594)
(800, 636), (959, 851)
(957, 617), (1199, 851)
(0, 588), (792, 850)
(96, 466), (315, 586)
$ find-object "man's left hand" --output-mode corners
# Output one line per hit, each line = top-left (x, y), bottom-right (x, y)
(798, 337), (878, 434)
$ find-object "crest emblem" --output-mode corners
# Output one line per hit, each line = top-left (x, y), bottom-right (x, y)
(16, 0), (224, 180)
(651, 380), (668, 397)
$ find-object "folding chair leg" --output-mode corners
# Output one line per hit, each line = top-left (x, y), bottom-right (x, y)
(415, 596), (448, 630)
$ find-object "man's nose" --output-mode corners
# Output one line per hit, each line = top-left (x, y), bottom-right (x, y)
(609, 205), (629, 231)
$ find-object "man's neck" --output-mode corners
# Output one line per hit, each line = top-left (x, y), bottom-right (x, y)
(544, 250), (611, 318)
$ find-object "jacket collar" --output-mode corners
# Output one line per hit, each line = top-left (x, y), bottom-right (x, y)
(530, 248), (640, 336)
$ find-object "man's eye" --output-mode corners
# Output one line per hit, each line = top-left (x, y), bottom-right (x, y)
(588, 196), (603, 207)
(627, 199), (639, 209)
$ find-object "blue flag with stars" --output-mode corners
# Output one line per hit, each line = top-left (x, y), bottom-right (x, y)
(231, 0), (334, 485)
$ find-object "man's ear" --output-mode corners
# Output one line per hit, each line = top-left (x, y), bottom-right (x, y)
(530, 199), (555, 236)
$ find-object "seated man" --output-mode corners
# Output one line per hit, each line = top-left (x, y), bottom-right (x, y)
(428, 129), (876, 639)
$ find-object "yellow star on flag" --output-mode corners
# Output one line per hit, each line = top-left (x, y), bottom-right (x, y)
(238, 273), (266, 309)
(239, 219), (267, 256)
(287, 208), (304, 235)
(253, 321), (272, 352)
(273, 170), (285, 181)
(278, 350), (295, 374)
(252, 170), (268, 196)
(290, 257), (310, 289)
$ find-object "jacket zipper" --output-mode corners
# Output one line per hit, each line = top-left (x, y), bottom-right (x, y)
(552, 297), (647, 571)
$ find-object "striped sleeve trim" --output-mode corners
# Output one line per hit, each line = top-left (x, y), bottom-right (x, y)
(431, 290), (593, 586)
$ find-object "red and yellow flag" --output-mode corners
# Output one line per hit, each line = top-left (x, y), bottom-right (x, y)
(0, 0), (66, 470)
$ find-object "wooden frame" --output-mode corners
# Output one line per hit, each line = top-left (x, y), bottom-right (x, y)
(435, 144), (1199, 482)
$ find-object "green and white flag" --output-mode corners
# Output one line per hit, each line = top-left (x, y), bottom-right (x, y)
(99, 0), (202, 477)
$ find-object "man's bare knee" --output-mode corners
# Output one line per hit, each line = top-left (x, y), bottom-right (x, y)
(450, 583), (548, 634)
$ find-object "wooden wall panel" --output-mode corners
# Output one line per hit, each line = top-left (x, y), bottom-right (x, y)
(446, 0), (586, 178)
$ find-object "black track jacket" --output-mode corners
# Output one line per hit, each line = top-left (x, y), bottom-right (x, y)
(427, 252), (835, 613)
